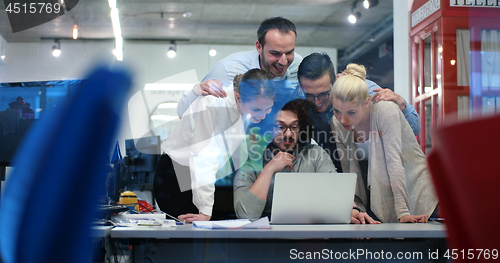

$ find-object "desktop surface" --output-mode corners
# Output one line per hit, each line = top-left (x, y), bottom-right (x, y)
(110, 222), (447, 239)
(106, 223), (449, 262)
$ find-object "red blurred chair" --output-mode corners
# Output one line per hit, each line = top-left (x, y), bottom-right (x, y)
(427, 113), (500, 262)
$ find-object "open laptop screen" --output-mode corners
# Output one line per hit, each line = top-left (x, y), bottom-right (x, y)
(270, 173), (356, 224)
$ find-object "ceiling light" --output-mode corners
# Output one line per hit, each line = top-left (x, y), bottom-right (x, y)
(1, 55), (5, 60)
(108, 0), (116, 9)
(349, 0), (362, 24)
(167, 41), (177, 58)
(52, 40), (61, 57)
(167, 47), (176, 58)
(108, 0), (122, 61)
(450, 60), (456, 66)
(182, 12), (192, 18)
(348, 14), (356, 24)
(110, 8), (121, 38)
(363, 0), (378, 9)
(209, 49), (217, 57)
(72, 25), (78, 39)
(52, 49), (61, 57)
(363, 0), (369, 9)
(348, 12), (361, 24)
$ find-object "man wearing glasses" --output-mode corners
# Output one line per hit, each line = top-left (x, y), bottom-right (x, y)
(298, 53), (421, 171)
(233, 99), (377, 224)
(234, 99), (329, 220)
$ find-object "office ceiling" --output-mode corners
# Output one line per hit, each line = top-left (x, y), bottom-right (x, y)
(0, 0), (393, 53)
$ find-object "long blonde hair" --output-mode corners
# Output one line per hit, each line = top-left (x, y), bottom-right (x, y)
(332, 63), (369, 105)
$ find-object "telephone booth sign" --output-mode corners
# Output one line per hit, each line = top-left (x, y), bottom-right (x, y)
(410, 0), (500, 153)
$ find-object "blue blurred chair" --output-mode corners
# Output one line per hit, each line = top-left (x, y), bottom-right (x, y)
(0, 66), (132, 263)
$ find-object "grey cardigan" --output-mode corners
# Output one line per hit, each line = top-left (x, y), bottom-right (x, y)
(331, 101), (437, 223)
(233, 144), (337, 221)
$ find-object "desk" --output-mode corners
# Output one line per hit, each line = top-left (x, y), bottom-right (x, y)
(91, 226), (113, 238)
(90, 226), (113, 263)
(111, 222), (446, 239)
(110, 223), (449, 262)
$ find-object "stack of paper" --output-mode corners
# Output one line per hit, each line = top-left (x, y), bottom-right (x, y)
(112, 213), (175, 227)
(193, 217), (271, 229)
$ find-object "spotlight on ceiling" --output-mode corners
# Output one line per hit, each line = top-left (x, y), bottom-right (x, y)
(52, 40), (61, 57)
(348, 12), (361, 24)
(167, 47), (176, 58)
(72, 25), (78, 40)
(348, 0), (362, 24)
(209, 49), (217, 57)
(363, 0), (379, 9)
(167, 41), (177, 58)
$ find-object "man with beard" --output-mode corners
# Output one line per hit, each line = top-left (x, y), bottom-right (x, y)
(233, 99), (378, 224)
(176, 17), (302, 118)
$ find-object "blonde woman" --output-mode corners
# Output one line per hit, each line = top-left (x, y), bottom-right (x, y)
(330, 63), (437, 223)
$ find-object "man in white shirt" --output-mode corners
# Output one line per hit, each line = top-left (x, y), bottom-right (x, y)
(176, 17), (303, 118)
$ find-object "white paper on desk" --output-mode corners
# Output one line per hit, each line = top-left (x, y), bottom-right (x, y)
(156, 219), (176, 228)
(112, 213), (167, 227)
(193, 217), (271, 229)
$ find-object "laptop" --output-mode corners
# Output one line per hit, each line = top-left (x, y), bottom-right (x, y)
(270, 173), (357, 224)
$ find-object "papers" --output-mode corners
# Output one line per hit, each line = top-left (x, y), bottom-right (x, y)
(112, 213), (176, 227)
(193, 217), (271, 229)
(138, 220), (162, 226)
(137, 219), (176, 227)
(155, 219), (177, 227)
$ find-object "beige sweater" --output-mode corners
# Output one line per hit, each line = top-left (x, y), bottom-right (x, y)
(331, 101), (438, 223)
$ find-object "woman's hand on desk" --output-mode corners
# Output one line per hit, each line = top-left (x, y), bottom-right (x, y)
(178, 213), (211, 223)
(351, 211), (380, 224)
(399, 214), (429, 223)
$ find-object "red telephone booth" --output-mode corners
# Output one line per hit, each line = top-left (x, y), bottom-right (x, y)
(410, 0), (500, 153)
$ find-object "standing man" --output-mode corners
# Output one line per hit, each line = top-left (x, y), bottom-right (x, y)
(177, 17), (302, 118)
(233, 99), (378, 224)
(297, 53), (421, 170)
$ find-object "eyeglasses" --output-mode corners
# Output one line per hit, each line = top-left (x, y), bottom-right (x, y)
(304, 91), (331, 102)
(274, 123), (300, 133)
